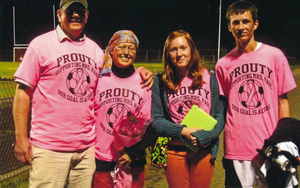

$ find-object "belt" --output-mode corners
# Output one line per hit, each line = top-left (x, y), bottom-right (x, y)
(95, 159), (116, 171)
(95, 158), (146, 172)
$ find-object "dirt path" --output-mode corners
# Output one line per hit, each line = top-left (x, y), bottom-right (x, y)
(144, 69), (300, 188)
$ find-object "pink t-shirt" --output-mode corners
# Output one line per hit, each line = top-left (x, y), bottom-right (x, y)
(94, 70), (152, 161)
(14, 28), (104, 151)
(215, 43), (296, 160)
(168, 69), (212, 124)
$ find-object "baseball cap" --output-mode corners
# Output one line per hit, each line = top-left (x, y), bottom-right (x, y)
(59, 0), (88, 9)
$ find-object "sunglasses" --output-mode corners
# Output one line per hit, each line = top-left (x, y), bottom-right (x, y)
(64, 8), (88, 18)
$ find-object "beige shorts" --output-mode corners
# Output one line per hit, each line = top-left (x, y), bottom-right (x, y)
(29, 145), (95, 188)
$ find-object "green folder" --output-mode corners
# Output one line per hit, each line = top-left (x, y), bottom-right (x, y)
(180, 105), (217, 152)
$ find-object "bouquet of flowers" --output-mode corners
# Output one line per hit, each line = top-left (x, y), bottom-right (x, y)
(111, 113), (152, 188)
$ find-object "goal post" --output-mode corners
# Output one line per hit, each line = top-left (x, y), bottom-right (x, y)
(13, 47), (27, 62)
(12, 5), (56, 62)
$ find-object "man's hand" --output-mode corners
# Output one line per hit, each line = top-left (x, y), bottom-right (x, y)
(137, 67), (154, 90)
(15, 136), (32, 165)
(13, 83), (33, 165)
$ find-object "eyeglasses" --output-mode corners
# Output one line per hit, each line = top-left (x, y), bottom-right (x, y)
(115, 45), (136, 53)
(65, 9), (88, 18)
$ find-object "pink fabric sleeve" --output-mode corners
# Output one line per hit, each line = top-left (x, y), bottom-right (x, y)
(14, 44), (40, 87)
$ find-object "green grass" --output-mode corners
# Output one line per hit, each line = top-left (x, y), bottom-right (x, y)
(0, 62), (20, 78)
(0, 61), (165, 78)
(134, 61), (164, 74)
(0, 171), (29, 188)
(0, 61), (17, 98)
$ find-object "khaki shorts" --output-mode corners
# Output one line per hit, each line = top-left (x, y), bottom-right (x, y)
(29, 145), (95, 188)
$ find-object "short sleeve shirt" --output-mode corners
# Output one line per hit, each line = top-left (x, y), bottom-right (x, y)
(14, 27), (104, 151)
(215, 43), (296, 160)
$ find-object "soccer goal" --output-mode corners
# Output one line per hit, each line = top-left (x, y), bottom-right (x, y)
(12, 5), (56, 62)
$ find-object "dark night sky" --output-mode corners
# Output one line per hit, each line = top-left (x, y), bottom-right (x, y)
(1, 0), (300, 60)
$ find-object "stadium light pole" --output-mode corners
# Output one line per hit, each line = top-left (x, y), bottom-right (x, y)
(53, 5), (56, 29)
(12, 6), (29, 62)
(218, 0), (222, 60)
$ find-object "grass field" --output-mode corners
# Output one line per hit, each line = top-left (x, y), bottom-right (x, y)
(0, 62), (21, 78)
(0, 61), (166, 78)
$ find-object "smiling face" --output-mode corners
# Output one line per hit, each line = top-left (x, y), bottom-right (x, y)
(111, 43), (137, 68)
(169, 36), (191, 76)
(228, 10), (258, 46)
(57, 3), (89, 41)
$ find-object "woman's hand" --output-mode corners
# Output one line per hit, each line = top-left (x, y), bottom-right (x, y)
(190, 135), (198, 146)
(190, 134), (210, 148)
(181, 127), (200, 139)
(116, 148), (132, 169)
(182, 128), (206, 147)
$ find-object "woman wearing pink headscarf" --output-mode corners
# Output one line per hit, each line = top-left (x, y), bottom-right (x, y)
(93, 30), (155, 188)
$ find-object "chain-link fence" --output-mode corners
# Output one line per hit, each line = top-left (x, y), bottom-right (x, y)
(0, 78), (29, 188)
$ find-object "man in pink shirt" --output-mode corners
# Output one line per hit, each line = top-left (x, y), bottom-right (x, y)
(13, 0), (153, 187)
(14, 1), (99, 187)
(215, 0), (297, 187)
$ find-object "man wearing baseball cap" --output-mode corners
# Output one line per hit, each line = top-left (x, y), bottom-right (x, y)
(59, 0), (88, 9)
(13, 0), (100, 187)
(13, 0), (153, 187)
